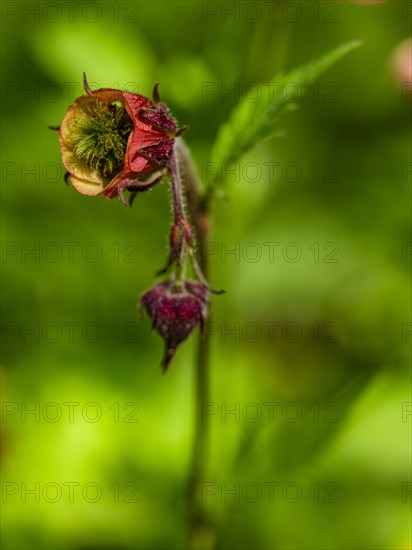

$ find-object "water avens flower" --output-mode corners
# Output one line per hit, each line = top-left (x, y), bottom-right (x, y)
(58, 74), (183, 205)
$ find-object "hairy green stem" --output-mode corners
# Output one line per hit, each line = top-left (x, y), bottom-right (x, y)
(169, 148), (185, 223)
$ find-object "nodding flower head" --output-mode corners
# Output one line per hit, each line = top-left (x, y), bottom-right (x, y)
(141, 280), (209, 371)
(57, 74), (185, 206)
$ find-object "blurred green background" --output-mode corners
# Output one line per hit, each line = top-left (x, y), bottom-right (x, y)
(1, 1), (411, 549)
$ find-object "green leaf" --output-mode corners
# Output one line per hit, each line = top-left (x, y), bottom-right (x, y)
(210, 40), (362, 184)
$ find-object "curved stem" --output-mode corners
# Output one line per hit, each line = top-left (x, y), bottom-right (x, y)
(168, 142), (191, 287)
(169, 147), (185, 223)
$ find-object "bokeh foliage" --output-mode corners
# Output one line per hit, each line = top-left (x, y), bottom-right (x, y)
(1, 1), (411, 549)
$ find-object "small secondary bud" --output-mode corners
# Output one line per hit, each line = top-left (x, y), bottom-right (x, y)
(141, 280), (209, 371)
